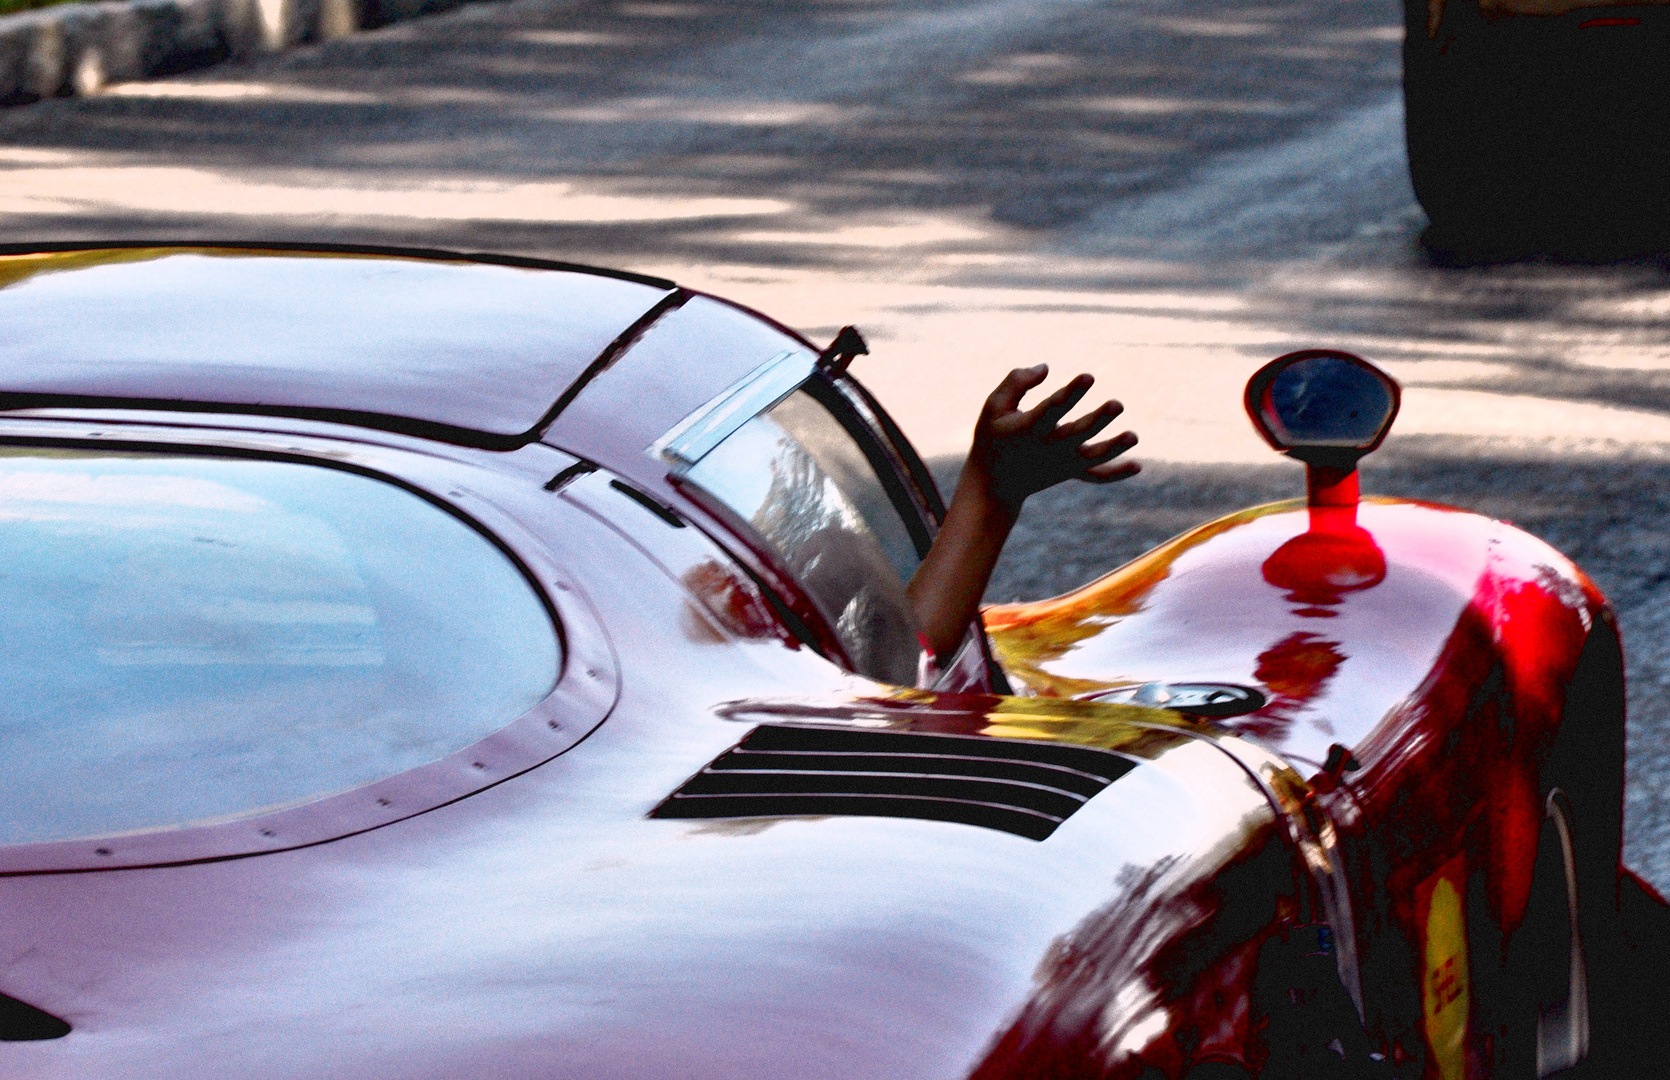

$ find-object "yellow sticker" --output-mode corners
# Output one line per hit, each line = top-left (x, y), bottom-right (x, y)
(1420, 856), (1470, 1080)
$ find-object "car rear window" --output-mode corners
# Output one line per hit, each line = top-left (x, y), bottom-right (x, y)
(0, 450), (560, 845)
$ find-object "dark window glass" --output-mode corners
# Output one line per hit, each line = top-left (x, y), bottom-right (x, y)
(0, 451), (560, 844)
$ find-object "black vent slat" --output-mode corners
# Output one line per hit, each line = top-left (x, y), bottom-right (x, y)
(740, 724), (1132, 779)
(711, 749), (1111, 797)
(653, 792), (1063, 841)
(676, 768), (1086, 818)
(0, 992), (70, 1041)
(651, 724), (1140, 840)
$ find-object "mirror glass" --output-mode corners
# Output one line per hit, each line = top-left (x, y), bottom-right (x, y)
(1263, 355), (1395, 447)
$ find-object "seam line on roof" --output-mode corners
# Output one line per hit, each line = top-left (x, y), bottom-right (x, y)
(0, 244), (687, 449)
(533, 288), (692, 438)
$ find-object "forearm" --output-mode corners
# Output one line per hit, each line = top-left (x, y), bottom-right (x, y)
(905, 463), (1021, 662)
(905, 364), (1136, 664)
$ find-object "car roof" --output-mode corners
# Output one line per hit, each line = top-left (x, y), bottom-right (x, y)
(0, 244), (677, 448)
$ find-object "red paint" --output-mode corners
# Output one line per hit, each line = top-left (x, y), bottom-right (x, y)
(1307, 465), (1361, 507)
(985, 493), (1620, 1071)
(1261, 497), (1387, 617)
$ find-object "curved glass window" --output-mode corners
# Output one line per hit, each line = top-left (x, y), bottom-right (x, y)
(685, 390), (923, 684)
(0, 450), (560, 844)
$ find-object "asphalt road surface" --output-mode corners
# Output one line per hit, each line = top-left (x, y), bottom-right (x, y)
(5, 0), (1670, 887)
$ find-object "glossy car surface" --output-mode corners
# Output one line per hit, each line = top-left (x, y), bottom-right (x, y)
(0, 244), (1637, 1079)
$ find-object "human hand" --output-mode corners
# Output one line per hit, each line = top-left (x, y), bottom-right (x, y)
(968, 364), (1139, 513)
(908, 365), (1138, 660)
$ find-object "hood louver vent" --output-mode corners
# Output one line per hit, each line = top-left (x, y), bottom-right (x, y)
(0, 991), (70, 1041)
(651, 724), (1137, 840)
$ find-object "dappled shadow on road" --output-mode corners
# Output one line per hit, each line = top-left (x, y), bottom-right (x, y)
(8, 0), (1670, 478)
(1238, 240), (1670, 414)
(0, 0), (1403, 267)
(6, 0), (1669, 421)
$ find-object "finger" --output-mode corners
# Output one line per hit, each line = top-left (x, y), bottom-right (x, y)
(985, 364), (1049, 418)
(1085, 459), (1141, 483)
(1019, 374), (1092, 431)
(1078, 430), (1138, 463)
(1054, 399), (1125, 443)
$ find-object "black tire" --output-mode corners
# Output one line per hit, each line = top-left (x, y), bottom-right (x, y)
(1402, 0), (1474, 234)
(1498, 792), (1590, 1079)
(1593, 871), (1670, 1076)
(1402, 0), (1553, 254)
(1405, 1), (1670, 257)
(1497, 625), (1625, 1078)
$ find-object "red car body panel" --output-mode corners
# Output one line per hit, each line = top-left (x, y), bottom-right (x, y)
(983, 495), (1620, 1071)
(983, 498), (1602, 772)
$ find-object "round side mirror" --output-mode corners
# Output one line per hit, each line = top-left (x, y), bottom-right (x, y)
(1244, 349), (1400, 469)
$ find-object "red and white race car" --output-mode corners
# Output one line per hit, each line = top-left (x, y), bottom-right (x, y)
(0, 243), (1660, 1078)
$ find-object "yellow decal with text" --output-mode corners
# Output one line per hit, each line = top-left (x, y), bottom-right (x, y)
(1420, 856), (1470, 1080)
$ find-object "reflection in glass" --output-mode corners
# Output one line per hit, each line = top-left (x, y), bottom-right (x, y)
(0, 451), (560, 843)
(686, 390), (922, 684)
(1267, 356), (1395, 446)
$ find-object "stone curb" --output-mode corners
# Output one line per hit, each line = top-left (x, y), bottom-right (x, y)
(0, 0), (469, 104)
